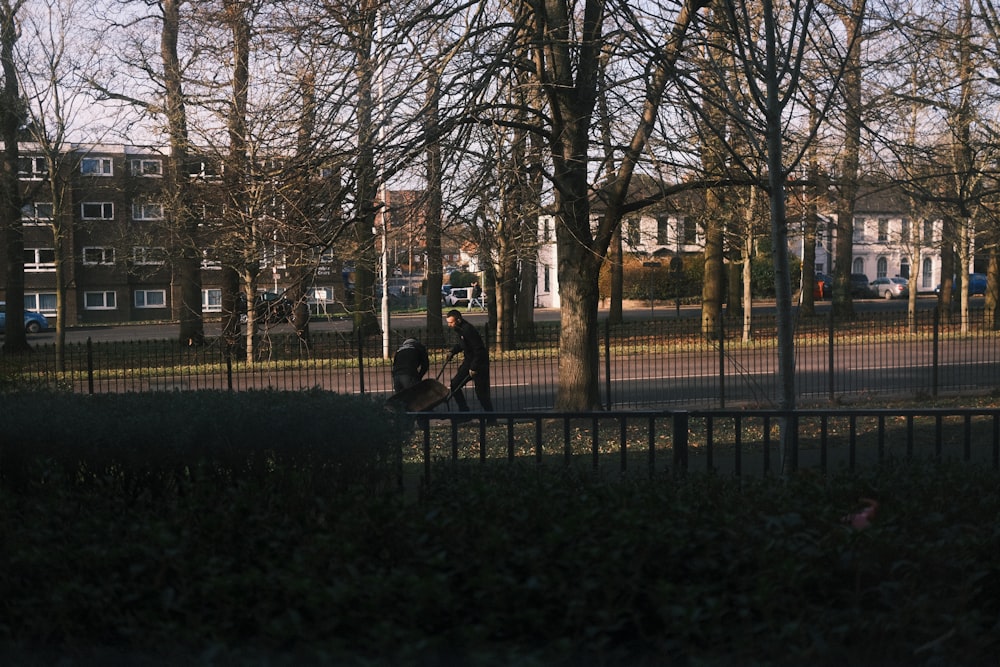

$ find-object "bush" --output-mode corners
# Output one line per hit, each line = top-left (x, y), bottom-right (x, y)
(1, 454), (998, 665)
(0, 388), (409, 497)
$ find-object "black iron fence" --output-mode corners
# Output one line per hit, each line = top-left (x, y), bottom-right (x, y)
(3, 308), (999, 409)
(411, 407), (1000, 484)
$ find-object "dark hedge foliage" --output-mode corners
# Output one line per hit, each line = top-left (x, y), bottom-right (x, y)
(0, 388), (408, 497)
(2, 440), (998, 666)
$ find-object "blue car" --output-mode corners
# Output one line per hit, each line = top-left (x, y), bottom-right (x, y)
(0, 301), (49, 334)
(935, 273), (987, 296)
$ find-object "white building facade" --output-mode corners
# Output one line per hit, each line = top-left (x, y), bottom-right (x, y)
(536, 186), (962, 308)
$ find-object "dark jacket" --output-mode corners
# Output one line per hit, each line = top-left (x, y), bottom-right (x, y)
(393, 338), (429, 379)
(450, 320), (488, 372)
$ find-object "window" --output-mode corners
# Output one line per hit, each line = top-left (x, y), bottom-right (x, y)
(83, 246), (116, 266)
(132, 246), (167, 265)
(853, 217), (866, 242)
(901, 217), (910, 241)
(135, 289), (167, 308)
(25, 292), (57, 314)
(201, 249), (221, 270)
(923, 220), (934, 244)
(900, 257), (910, 279)
(85, 291), (116, 309)
(262, 246), (286, 270)
(186, 159), (222, 179)
(18, 156), (47, 179)
(542, 264), (551, 292)
(625, 217), (641, 248)
(876, 256), (888, 278)
(81, 202), (114, 220)
(656, 216), (670, 245)
(922, 257), (933, 290)
(541, 216), (553, 242)
(80, 157), (113, 176)
(852, 258), (865, 274)
(196, 203), (224, 226)
(203, 288), (223, 313)
(132, 202), (164, 221)
(877, 218), (888, 242)
(21, 202), (54, 225)
(681, 217), (697, 244)
(24, 248), (56, 272)
(128, 159), (162, 177)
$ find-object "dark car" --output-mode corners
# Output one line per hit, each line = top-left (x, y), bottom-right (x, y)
(237, 292), (294, 325)
(935, 273), (987, 296)
(850, 273), (873, 298)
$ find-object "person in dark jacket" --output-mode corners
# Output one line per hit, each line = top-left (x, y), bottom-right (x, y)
(445, 309), (494, 414)
(392, 337), (429, 393)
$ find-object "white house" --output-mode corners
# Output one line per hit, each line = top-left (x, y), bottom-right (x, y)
(536, 184), (967, 308)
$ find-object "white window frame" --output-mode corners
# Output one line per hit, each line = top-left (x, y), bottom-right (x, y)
(202, 288), (223, 313)
(83, 246), (116, 266)
(132, 246), (167, 266)
(853, 216), (866, 242)
(81, 202), (115, 220)
(84, 291), (117, 310)
(22, 201), (54, 225)
(25, 292), (57, 315)
(81, 157), (113, 176)
(24, 247), (56, 272)
(134, 289), (167, 308)
(128, 158), (163, 177)
(132, 202), (164, 221)
(18, 156), (48, 179)
(201, 250), (221, 270)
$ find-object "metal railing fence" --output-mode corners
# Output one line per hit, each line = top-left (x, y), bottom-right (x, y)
(412, 407), (1000, 485)
(3, 307), (998, 409)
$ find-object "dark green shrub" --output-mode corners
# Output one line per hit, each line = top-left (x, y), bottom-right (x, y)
(1, 388), (409, 497)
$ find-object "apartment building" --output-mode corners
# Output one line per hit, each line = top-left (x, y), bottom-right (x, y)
(3, 143), (355, 326)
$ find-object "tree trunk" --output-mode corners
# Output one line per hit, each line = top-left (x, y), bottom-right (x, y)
(0, 0), (26, 353)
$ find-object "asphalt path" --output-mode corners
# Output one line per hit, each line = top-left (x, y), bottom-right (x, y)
(29, 293), (950, 344)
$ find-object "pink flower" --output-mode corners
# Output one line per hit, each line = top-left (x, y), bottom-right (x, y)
(842, 497), (879, 530)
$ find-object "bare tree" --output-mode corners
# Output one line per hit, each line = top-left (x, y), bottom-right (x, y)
(520, 0), (706, 410)
(16, 0), (94, 366)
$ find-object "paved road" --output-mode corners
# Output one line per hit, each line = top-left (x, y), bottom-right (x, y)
(27, 294), (953, 344)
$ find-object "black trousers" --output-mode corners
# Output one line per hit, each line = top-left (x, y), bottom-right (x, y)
(450, 361), (493, 411)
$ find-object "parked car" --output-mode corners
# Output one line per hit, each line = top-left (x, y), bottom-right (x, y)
(850, 273), (873, 298)
(869, 276), (908, 300)
(237, 292), (294, 325)
(444, 287), (471, 307)
(935, 273), (987, 296)
(0, 301), (49, 334)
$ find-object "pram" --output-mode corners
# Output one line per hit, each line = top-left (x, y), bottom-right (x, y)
(385, 357), (460, 412)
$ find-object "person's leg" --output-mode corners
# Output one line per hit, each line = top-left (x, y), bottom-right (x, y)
(450, 363), (471, 410)
(473, 368), (494, 412)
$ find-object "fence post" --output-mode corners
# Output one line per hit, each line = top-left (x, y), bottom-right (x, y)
(357, 327), (366, 395)
(827, 309), (835, 402)
(87, 337), (94, 395)
(672, 410), (689, 476)
(604, 318), (611, 411)
(932, 308), (939, 397)
(718, 317), (725, 409)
